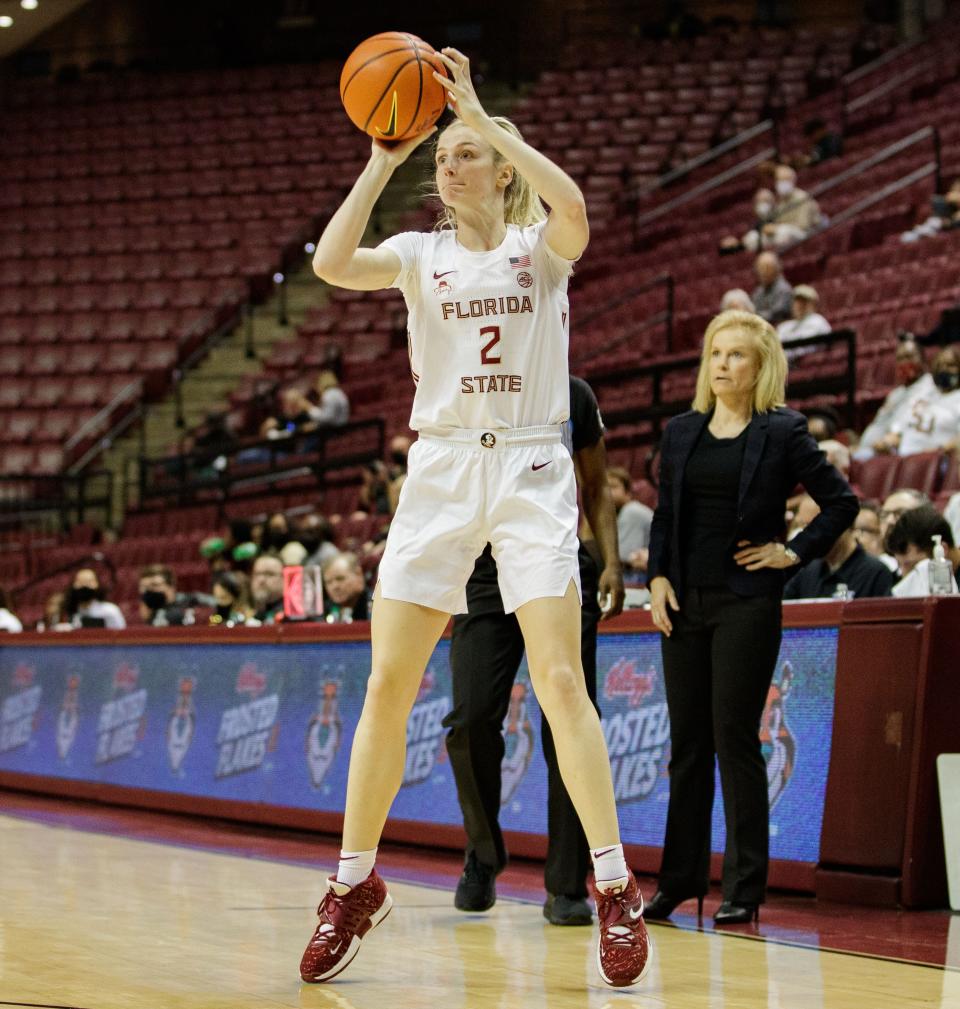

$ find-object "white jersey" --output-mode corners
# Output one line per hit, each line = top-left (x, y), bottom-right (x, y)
(380, 222), (574, 434)
(892, 385), (960, 455)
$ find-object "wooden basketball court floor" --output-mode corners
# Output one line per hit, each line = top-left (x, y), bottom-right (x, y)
(1, 797), (958, 1009)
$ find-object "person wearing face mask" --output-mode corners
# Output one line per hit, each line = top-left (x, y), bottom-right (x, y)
(298, 513), (341, 568)
(260, 512), (292, 553)
(210, 570), (253, 625)
(856, 336), (935, 459)
(727, 188), (777, 254)
(760, 165), (822, 251)
(138, 564), (211, 626)
(885, 346), (960, 457)
(67, 568), (126, 630)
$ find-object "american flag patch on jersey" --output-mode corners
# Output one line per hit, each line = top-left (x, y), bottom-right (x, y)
(508, 255), (531, 269)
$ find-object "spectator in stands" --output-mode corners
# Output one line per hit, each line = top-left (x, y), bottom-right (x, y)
(901, 178), (960, 242)
(260, 512), (292, 552)
(888, 506), (959, 596)
(765, 165), (823, 250)
(804, 406), (840, 443)
(853, 502), (886, 559)
(261, 387), (316, 440)
(250, 553), (285, 624)
(857, 336), (933, 459)
(187, 411), (237, 465)
(946, 492), (960, 554)
(796, 118), (843, 167)
(322, 552), (371, 623)
(720, 289), (756, 313)
(210, 570), (253, 625)
(66, 568), (126, 629)
(751, 252), (793, 324)
(0, 586), (22, 633)
(297, 513), (341, 568)
(784, 499), (894, 600)
(886, 347), (960, 456)
(776, 285), (831, 348)
(357, 460), (393, 516)
(306, 369), (350, 428)
(879, 488), (930, 573)
(387, 434), (412, 511)
(721, 189), (777, 254)
(40, 591), (69, 632)
(607, 466), (653, 573)
(139, 564), (209, 626)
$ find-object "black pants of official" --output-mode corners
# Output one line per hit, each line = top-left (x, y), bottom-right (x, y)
(658, 586), (782, 906)
(443, 550), (601, 899)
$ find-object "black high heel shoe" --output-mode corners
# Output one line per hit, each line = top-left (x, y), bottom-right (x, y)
(713, 901), (759, 925)
(643, 891), (705, 921)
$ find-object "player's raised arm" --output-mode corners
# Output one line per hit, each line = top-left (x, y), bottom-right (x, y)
(312, 130), (435, 291)
(433, 48), (589, 261)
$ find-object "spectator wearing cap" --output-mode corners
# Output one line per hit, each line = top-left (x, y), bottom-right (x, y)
(856, 337), (934, 459)
(776, 285), (831, 351)
(751, 252), (793, 324)
(720, 289), (756, 313)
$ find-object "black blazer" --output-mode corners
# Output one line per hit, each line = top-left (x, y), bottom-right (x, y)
(647, 407), (859, 601)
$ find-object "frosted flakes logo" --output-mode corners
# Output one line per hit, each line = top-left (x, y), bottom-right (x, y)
(601, 659), (670, 803)
(0, 663), (42, 753)
(166, 677), (196, 775)
(305, 680), (342, 789)
(500, 680), (534, 805)
(215, 662), (279, 778)
(403, 666), (449, 787)
(95, 663), (147, 764)
(57, 674), (81, 760)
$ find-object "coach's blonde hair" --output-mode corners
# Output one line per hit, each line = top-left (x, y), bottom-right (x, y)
(692, 310), (787, 414)
(431, 116), (547, 231)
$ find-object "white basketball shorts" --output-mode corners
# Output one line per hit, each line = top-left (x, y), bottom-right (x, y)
(377, 425), (582, 615)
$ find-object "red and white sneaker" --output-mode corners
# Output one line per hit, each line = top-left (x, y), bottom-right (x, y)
(591, 872), (652, 988)
(299, 869), (393, 983)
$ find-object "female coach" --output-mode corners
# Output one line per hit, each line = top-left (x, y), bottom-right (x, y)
(644, 310), (857, 925)
(298, 48), (649, 990)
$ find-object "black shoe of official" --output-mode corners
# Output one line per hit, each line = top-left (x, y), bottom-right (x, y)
(543, 893), (593, 926)
(454, 852), (496, 912)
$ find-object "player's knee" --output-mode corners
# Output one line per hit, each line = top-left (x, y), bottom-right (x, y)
(535, 663), (587, 711)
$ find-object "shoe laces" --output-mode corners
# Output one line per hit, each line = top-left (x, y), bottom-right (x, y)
(596, 889), (643, 947)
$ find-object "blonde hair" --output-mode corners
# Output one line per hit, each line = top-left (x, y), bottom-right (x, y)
(692, 310), (787, 414)
(430, 116), (547, 231)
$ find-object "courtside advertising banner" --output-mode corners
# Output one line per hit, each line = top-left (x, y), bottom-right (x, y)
(0, 627), (837, 861)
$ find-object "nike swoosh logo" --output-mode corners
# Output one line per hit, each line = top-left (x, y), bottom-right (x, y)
(593, 846), (617, 857)
(531, 461), (552, 472)
(375, 91), (399, 137)
(629, 906), (644, 920)
(433, 270), (457, 279)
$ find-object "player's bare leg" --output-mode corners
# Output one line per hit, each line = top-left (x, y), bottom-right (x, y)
(515, 579), (651, 988)
(300, 585), (450, 983)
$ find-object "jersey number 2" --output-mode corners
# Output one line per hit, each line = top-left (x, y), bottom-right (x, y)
(480, 325), (501, 365)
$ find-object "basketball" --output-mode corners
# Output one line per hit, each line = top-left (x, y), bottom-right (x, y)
(340, 31), (449, 142)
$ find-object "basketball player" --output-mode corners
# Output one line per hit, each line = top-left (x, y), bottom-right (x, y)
(445, 375), (624, 927)
(299, 48), (650, 990)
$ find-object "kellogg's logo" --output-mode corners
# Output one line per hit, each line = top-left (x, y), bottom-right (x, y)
(601, 658), (670, 804)
(96, 664), (147, 764)
(1, 663), (42, 754)
(215, 663), (279, 778)
(403, 666), (449, 787)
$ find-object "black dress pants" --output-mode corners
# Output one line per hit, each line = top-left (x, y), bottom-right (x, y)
(443, 547), (600, 899)
(658, 586), (782, 905)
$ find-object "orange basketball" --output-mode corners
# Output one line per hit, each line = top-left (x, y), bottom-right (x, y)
(340, 31), (449, 142)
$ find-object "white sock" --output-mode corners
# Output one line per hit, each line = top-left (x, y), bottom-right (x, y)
(336, 847), (377, 889)
(591, 843), (629, 893)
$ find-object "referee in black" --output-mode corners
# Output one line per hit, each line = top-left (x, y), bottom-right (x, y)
(443, 375), (625, 925)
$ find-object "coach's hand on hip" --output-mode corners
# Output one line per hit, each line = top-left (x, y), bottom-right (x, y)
(649, 576), (679, 637)
(733, 541), (800, 571)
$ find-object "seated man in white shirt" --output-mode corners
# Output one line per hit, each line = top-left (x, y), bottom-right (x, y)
(856, 336), (934, 459)
(887, 506), (959, 597)
(776, 285), (831, 355)
(888, 346), (960, 456)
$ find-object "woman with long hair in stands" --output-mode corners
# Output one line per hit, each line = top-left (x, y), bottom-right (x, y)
(298, 48), (650, 990)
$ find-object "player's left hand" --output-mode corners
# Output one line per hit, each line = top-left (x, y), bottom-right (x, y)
(734, 540), (798, 571)
(598, 566), (625, 621)
(433, 48), (486, 127)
